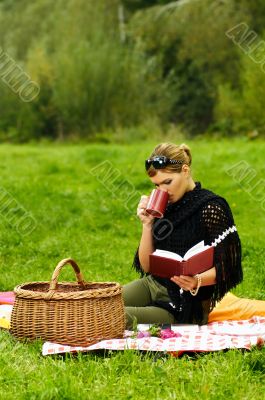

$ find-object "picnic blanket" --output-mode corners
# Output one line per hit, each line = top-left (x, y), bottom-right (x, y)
(42, 317), (265, 356)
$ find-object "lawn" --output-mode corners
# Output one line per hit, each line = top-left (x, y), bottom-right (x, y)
(0, 137), (264, 400)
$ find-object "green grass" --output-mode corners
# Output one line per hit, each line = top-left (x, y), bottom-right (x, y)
(0, 137), (264, 400)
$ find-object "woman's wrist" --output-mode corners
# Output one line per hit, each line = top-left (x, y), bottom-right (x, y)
(142, 221), (153, 229)
(190, 274), (202, 296)
(193, 274), (202, 288)
(196, 267), (216, 286)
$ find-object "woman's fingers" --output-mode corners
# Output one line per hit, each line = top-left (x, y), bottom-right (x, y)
(137, 205), (148, 217)
(170, 275), (197, 291)
(136, 195), (154, 223)
(138, 195), (149, 209)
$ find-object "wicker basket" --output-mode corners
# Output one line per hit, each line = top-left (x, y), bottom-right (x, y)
(10, 258), (125, 346)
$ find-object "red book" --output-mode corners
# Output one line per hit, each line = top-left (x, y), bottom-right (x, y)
(149, 241), (214, 278)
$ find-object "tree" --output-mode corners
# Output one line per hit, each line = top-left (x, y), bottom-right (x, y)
(127, 0), (248, 134)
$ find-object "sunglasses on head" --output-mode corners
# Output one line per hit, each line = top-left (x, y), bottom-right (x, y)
(145, 156), (183, 171)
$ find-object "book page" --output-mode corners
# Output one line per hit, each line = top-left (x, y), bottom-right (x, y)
(183, 241), (210, 261)
(153, 249), (183, 261)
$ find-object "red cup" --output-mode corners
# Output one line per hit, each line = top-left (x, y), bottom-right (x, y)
(145, 189), (169, 218)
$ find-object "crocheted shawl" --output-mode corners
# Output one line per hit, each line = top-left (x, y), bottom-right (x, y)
(132, 182), (243, 324)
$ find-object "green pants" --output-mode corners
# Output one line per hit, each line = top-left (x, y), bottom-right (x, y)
(122, 275), (177, 329)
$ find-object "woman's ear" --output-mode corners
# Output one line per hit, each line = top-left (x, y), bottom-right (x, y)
(181, 164), (190, 175)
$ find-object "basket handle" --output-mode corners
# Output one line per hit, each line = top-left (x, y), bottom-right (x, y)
(48, 258), (86, 291)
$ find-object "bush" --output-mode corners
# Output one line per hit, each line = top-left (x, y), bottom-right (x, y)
(0, 0), (168, 141)
(214, 48), (265, 136)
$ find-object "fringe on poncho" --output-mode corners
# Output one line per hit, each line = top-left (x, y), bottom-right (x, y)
(132, 182), (243, 324)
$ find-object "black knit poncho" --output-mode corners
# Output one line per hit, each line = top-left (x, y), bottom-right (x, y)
(133, 182), (243, 324)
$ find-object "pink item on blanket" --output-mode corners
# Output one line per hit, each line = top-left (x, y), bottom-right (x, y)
(0, 292), (15, 305)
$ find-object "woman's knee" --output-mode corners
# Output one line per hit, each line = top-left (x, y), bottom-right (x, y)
(122, 278), (151, 307)
(125, 305), (176, 330)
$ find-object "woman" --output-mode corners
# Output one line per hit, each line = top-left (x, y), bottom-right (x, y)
(123, 143), (243, 329)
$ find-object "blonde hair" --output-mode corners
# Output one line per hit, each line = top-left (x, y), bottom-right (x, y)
(146, 142), (192, 177)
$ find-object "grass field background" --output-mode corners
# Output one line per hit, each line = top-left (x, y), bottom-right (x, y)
(0, 137), (264, 399)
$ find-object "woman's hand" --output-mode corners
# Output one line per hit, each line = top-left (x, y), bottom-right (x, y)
(171, 267), (216, 290)
(170, 275), (197, 291)
(137, 195), (155, 226)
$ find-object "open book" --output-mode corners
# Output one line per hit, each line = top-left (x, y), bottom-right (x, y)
(149, 241), (214, 278)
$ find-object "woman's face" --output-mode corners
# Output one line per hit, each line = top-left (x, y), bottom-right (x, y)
(149, 167), (194, 203)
